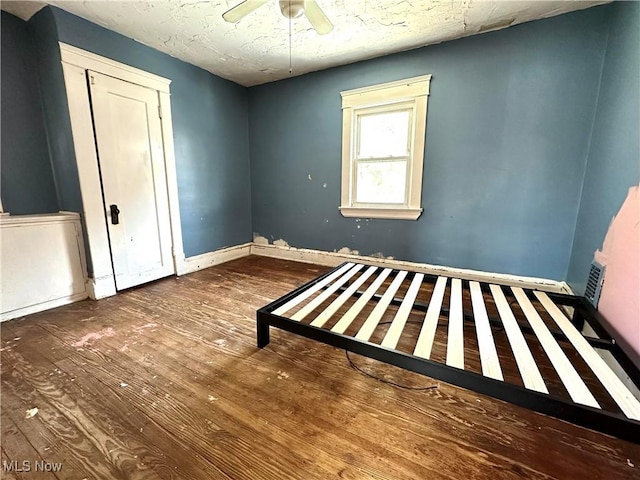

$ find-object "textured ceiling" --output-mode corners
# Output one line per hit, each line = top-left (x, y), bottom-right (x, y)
(2, 0), (608, 86)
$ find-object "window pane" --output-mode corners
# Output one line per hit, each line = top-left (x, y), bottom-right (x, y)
(358, 110), (410, 158)
(356, 160), (407, 204)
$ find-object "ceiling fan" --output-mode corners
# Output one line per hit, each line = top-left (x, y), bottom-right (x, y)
(223, 0), (334, 35)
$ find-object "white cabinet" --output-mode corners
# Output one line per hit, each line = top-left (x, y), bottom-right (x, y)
(0, 212), (88, 321)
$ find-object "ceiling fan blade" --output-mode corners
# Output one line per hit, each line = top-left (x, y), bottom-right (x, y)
(222, 0), (270, 23)
(304, 0), (333, 34)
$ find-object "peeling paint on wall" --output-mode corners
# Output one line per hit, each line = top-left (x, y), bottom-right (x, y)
(337, 247), (360, 256)
(273, 239), (290, 247)
(253, 234), (269, 245)
(593, 184), (640, 357)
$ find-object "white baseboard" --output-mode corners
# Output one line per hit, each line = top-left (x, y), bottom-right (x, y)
(250, 243), (568, 293)
(87, 243), (252, 297)
(178, 242), (252, 275)
(0, 292), (89, 322)
(558, 281), (574, 295)
(87, 274), (117, 300)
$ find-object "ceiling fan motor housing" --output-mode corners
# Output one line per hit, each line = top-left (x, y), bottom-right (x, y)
(279, 0), (305, 19)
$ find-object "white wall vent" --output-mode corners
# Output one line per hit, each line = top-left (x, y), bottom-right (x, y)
(585, 261), (605, 308)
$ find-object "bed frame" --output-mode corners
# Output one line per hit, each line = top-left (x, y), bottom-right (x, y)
(256, 262), (640, 443)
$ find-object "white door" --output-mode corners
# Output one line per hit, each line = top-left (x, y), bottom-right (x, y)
(88, 71), (174, 290)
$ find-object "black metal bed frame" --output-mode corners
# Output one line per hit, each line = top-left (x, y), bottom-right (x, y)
(256, 262), (640, 443)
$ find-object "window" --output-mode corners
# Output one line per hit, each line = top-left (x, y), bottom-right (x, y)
(339, 75), (431, 220)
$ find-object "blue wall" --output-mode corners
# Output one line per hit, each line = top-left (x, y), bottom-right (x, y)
(29, 8), (84, 217)
(28, 6), (252, 260)
(248, 6), (611, 281)
(3, 4), (634, 285)
(0, 11), (58, 214)
(567, 1), (640, 294)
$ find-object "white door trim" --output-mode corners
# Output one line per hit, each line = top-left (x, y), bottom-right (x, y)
(60, 43), (185, 299)
(60, 43), (171, 93)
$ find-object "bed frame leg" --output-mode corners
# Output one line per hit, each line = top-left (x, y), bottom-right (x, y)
(257, 317), (270, 348)
(572, 309), (585, 332)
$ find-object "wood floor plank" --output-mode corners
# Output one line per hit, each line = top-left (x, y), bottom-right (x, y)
(469, 281), (503, 381)
(413, 276), (447, 359)
(1, 372), (119, 480)
(534, 291), (640, 419)
(35, 317), (337, 480)
(84, 327), (420, 480)
(11, 343), (224, 480)
(511, 287), (599, 408)
(2, 447), (23, 480)
(1, 412), (58, 480)
(67, 313), (551, 480)
(2, 256), (638, 480)
(4, 346), (194, 480)
(143, 339), (540, 479)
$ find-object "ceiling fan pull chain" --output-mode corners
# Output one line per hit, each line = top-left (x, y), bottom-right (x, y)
(289, 1), (293, 75)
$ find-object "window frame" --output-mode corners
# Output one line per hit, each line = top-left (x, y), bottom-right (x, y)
(352, 102), (414, 206)
(339, 75), (432, 220)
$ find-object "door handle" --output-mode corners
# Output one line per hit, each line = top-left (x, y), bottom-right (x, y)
(110, 204), (120, 225)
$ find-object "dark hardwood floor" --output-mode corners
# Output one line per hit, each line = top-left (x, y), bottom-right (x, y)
(1, 255), (638, 479)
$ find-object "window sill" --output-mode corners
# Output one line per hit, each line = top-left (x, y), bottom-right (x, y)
(339, 206), (423, 220)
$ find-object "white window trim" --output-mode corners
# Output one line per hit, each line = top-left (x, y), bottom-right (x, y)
(339, 74), (431, 220)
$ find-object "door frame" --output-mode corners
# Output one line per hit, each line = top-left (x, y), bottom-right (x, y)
(60, 42), (185, 299)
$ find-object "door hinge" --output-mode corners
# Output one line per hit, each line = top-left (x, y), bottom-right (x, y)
(158, 104), (162, 119)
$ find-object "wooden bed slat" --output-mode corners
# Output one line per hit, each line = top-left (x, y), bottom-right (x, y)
(512, 287), (600, 408)
(310, 266), (379, 328)
(381, 274), (424, 349)
(535, 291), (640, 420)
(331, 268), (393, 334)
(272, 263), (355, 316)
(291, 264), (365, 321)
(490, 284), (549, 394)
(355, 270), (408, 342)
(446, 278), (464, 369)
(469, 281), (503, 381)
(413, 276), (447, 359)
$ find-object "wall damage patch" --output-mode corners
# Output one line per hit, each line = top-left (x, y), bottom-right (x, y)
(593, 183), (640, 357)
